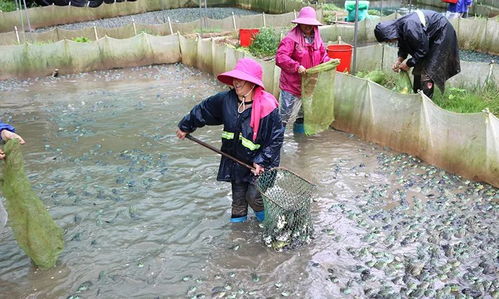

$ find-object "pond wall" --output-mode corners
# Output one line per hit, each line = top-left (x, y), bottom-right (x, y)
(0, 33), (497, 187)
(0, 0), (306, 33)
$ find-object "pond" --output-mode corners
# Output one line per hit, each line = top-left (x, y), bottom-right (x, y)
(0, 64), (497, 298)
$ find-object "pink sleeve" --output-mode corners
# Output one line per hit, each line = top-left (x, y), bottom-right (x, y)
(320, 43), (330, 63)
(275, 38), (300, 73)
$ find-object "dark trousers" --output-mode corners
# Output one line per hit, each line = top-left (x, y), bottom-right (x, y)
(231, 181), (264, 218)
(413, 74), (435, 99)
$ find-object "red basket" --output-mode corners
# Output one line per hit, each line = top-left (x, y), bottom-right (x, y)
(441, 0), (458, 4)
(239, 29), (260, 47)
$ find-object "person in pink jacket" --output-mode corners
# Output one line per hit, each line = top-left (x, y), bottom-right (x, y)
(275, 6), (329, 133)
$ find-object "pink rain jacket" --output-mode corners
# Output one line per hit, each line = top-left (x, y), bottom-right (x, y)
(276, 26), (329, 97)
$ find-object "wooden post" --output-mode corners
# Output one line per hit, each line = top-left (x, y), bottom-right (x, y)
(132, 17), (137, 35)
(93, 26), (98, 40)
(293, 10), (297, 19)
(14, 26), (20, 44)
(168, 17), (173, 35)
(262, 12), (266, 27)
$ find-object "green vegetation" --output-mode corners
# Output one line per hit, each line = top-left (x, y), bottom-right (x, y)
(322, 3), (344, 24)
(194, 28), (223, 34)
(73, 37), (90, 43)
(433, 81), (499, 115)
(248, 27), (280, 58)
(0, 0), (16, 12)
(322, 3), (343, 11)
(357, 70), (499, 116)
(368, 9), (382, 16)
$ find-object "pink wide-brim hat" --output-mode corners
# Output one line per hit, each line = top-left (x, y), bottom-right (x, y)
(292, 6), (322, 26)
(217, 58), (265, 89)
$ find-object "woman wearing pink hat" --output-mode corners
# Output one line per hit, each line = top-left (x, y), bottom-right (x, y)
(276, 6), (329, 133)
(176, 58), (284, 223)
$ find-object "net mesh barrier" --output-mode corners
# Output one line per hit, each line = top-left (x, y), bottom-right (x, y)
(0, 140), (64, 268)
(255, 168), (316, 251)
(301, 59), (340, 135)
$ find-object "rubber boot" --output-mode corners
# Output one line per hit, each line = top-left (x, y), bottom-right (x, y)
(293, 118), (305, 134)
(230, 215), (247, 223)
(293, 123), (304, 134)
(255, 211), (265, 222)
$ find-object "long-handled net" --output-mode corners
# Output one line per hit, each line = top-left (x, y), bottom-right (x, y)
(185, 135), (316, 250)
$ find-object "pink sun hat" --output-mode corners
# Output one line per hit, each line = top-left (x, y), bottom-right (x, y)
(292, 6), (322, 26)
(217, 58), (265, 89)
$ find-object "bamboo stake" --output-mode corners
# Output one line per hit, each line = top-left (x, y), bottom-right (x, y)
(168, 17), (173, 35)
(132, 17), (137, 35)
(293, 10), (297, 19)
(14, 26), (20, 44)
(262, 12), (266, 27)
(93, 26), (98, 40)
(232, 12), (237, 31)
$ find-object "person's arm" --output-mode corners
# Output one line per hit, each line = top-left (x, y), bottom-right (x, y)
(177, 92), (226, 138)
(0, 122), (25, 160)
(276, 38), (302, 74)
(252, 110), (285, 173)
(0, 122), (25, 144)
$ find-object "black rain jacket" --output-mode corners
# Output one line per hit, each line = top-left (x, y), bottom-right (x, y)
(178, 89), (284, 183)
(374, 10), (460, 92)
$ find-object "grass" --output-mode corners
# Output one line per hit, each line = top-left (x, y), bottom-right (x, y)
(357, 70), (499, 116)
(0, 0), (16, 12)
(72, 37), (90, 43)
(432, 81), (499, 115)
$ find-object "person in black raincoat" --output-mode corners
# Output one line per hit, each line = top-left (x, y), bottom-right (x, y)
(374, 10), (460, 98)
(177, 58), (284, 223)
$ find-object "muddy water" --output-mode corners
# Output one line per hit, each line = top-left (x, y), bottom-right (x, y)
(0, 65), (497, 298)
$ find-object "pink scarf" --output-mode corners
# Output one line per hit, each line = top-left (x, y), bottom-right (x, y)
(286, 25), (323, 68)
(250, 87), (278, 141)
(286, 25), (322, 51)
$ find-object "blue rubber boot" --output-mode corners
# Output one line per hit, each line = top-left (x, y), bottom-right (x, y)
(293, 122), (305, 134)
(255, 211), (265, 222)
(230, 215), (247, 223)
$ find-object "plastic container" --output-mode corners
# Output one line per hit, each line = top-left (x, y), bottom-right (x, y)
(345, 0), (369, 22)
(327, 44), (353, 72)
(239, 29), (260, 47)
(441, 0), (458, 3)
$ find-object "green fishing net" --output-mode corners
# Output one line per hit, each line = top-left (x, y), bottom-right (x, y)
(0, 140), (64, 268)
(357, 70), (413, 94)
(396, 70), (413, 94)
(301, 59), (341, 135)
(256, 168), (316, 251)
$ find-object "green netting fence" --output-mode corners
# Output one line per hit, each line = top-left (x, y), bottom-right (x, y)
(0, 34), (497, 187)
(0, 0), (307, 33)
(1, 140), (64, 268)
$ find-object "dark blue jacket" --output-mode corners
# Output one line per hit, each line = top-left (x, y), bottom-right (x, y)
(178, 89), (284, 183)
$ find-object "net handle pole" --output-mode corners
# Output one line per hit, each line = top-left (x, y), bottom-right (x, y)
(185, 134), (255, 171)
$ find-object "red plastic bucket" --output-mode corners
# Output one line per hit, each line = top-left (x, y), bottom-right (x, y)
(239, 29), (260, 47)
(327, 44), (353, 72)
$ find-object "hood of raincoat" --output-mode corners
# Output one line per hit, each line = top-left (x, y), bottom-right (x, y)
(374, 20), (399, 42)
